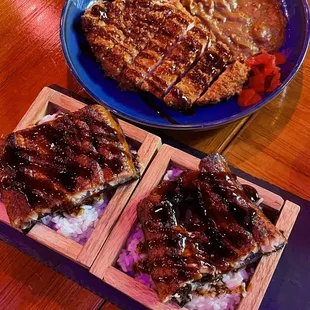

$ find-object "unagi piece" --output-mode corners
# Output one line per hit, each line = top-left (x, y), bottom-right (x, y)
(200, 153), (285, 253)
(0, 105), (138, 230)
(138, 153), (285, 302)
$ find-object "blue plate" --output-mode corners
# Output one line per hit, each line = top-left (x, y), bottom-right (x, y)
(61, 0), (310, 130)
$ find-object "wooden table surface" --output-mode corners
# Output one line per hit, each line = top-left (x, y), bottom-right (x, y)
(0, 0), (309, 309)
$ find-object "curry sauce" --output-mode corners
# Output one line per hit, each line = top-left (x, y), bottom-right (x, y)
(182, 0), (287, 59)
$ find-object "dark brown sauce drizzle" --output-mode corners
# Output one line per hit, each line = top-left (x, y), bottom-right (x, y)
(242, 184), (278, 223)
(82, 3), (233, 119)
(139, 161), (286, 292)
(139, 92), (180, 124)
(242, 184), (260, 202)
(1, 109), (129, 209)
(163, 45), (229, 114)
(142, 172), (260, 286)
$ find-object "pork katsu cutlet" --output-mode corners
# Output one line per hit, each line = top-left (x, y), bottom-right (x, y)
(82, 0), (250, 109)
(0, 105), (138, 230)
(137, 153), (285, 303)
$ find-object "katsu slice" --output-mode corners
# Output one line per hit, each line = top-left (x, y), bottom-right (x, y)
(199, 153), (286, 252)
(195, 60), (250, 105)
(83, 0), (161, 79)
(82, 1), (138, 79)
(119, 23), (191, 91)
(141, 22), (210, 99)
(99, 0), (167, 77)
(105, 0), (180, 53)
(83, 0), (192, 81)
(164, 42), (231, 109)
(0, 105), (138, 230)
(119, 1), (196, 90)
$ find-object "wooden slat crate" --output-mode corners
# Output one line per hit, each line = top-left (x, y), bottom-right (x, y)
(91, 144), (300, 310)
(0, 87), (161, 268)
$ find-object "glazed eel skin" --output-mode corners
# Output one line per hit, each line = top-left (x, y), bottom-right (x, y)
(138, 153), (285, 303)
(0, 105), (138, 230)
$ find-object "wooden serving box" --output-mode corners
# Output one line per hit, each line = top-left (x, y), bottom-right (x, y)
(0, 87), (161, 269)
(91, 144), (300, 310)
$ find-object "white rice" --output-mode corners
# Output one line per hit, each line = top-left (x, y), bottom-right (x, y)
(186, 292), (241, 310)
(37, 111), (63, 125)
(41, 197), (109, 245)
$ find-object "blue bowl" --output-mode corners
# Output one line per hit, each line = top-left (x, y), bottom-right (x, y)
(61, 0), (310, 130)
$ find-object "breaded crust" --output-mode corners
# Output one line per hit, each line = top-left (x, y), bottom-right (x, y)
(164, 42), (231, 109)
(195, 60), (250, 105)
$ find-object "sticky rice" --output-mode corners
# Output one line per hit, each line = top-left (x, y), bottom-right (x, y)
(41, 196), (109, 245)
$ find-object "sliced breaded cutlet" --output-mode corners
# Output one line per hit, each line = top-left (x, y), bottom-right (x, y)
(195, 60), (250, 105)
(82, 0), (158, 79)
(83, 0), (191, 81)
(119, 2), (196, 90)
(82, 0), (251, 109)
(0, 105), (138, 230)
(82, 1), (138, 79)
(141, 21), (210, 99)
(102, 0), (175, 77)
(163, 42), (231, 109)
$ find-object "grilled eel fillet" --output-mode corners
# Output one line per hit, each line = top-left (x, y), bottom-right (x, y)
(0, 105), (138, 230)
(138, 153), (285, 302)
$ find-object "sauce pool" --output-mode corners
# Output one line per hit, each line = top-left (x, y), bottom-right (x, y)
(181, 0), (287, 60)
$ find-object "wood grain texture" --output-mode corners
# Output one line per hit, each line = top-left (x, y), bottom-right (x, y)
(224, 51), (310, 200)
(100, 302), (121, 310)
(0, 0), (89, 136)
(92, 145), (292, 310)
(13, 87), (51, 130)
(238, 201), (300, 310)
(0, 202), (10, 225)
(27, 224), (83, 261)
(166, 117), (250, 154)
(104, 267), (180, 310)
(0, 241), (103, 310)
